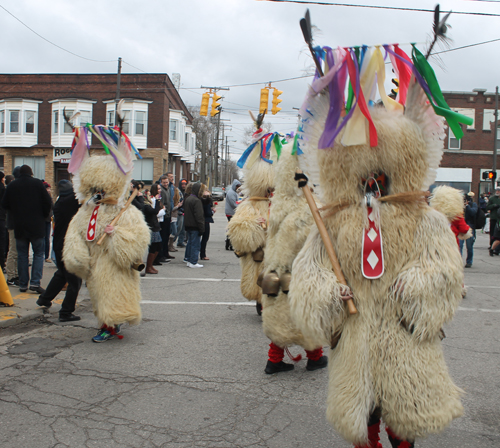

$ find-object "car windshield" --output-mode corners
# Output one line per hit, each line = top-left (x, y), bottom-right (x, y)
(213, 188), (223, 192)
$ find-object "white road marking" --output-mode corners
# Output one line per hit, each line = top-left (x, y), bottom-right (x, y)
(141, 300), (253, 306)
(142, 277), (240, 282)
(458, 307), (500, 313)
(466, 285), (500, 289)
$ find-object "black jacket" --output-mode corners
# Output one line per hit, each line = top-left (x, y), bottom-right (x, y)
(2, 174), (52, 239)
(142, 199), (161, 233)
(54, 193), (80, 260)
(184, 183), (205, 234)
(0, 182), (5, 221)
(202, 196), (214, 223)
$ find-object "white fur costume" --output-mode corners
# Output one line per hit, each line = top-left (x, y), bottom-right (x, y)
(64, 156), (150, 327)
(289, 83), (464, 444)
(261, 144), (318, 350)
(227, 146), (277, 303)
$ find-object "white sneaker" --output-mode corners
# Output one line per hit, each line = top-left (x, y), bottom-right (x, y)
(187, 263), (203, 268)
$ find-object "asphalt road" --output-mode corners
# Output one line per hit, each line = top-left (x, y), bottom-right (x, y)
(1, 205), (499, 448)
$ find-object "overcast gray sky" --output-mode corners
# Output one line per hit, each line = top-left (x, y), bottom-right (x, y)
(1, 0), (499, 157)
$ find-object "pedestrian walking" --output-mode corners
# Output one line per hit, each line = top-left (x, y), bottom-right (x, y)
(4, 173), (18, 286)
(43, 181), (54, 263)
(200, 188), (215, 260)
(36, 180), (82, 321)
(175, 178), (187, 247)
(224, 179), (241, 250)
(460, 192), (478, 267)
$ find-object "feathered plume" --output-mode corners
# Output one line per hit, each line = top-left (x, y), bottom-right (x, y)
(425, 4), (452, 59)
(115, 99), (126, 133)
(300, 9), (323, 77)
(63, 107), (80, 131)
(249, 110), (266, 130)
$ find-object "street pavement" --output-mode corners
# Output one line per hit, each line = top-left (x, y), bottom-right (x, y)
(0, 205), (499, 448)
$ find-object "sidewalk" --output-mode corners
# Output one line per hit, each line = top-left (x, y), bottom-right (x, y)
(0, 261), (89, 327)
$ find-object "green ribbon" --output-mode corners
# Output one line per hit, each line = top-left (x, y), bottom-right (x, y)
(345, 46), (360, 113)
(291, 133), (302, 155)
(411, 46), (473, 139)
(273, 133), (282, 160)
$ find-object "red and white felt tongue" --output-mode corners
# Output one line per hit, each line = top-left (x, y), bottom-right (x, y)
(86, 205), (100, 242)
(361, 206), (384, 279)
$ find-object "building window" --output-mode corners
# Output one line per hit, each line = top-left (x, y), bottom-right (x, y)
(453, 108), (475, 130)
(0, 155), (4, 171)
(135, 111), (146, 135)
(483, 109), (495, 131)
(185, 133), (189, 152)
(79, 111), (91, 127)
(14, 156), (45, 179)
(53, 111), (59, 134)
(132, 158), (154, 183)
(448, 130), (461, 150)
(9, 111), (20, 133)
(108, 111), (115, 127)
(170, 120), (177, 141)
(63, 109), (74, 133)
(121, 110), (130, 135)
(25, 111), (35, 134)
(0, 111), (4, 134)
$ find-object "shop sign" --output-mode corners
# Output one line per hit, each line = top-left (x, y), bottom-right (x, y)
(53, 147), (71, 164)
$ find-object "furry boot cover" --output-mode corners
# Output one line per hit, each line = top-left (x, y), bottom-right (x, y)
(354, 412), (382, 448)
(386, 427), (414, 448)
(168, 236), (178, 252)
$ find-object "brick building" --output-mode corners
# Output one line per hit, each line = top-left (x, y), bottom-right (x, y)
(0, 73), (197, 194)
(438, 88), (499, 196)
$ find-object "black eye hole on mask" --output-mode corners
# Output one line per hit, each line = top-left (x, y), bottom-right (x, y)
(360, 172), (390, 198)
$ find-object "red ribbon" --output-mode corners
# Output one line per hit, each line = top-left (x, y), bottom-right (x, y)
(393, 45), (412, 106)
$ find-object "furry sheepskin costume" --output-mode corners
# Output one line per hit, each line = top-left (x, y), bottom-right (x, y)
(227, 148), (277, 304)
(262, 143), (323, 347)
(64, 155), (150, 328)
(289, 82), (464, 445)
(430, 185), (472, 245)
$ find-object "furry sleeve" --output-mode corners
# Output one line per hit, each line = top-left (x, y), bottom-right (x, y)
(63, 215), (92, 280)
(102, 207), (151, 270)
(389, 209), (463, 341)
(289, 227), (347, 347)
(227, 201), (267, 253)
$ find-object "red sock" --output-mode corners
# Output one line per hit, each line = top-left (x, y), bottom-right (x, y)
(386, 426), (414, 448)
(305, 347), (323, 361)
(268, 342), (284, 363)
(354, 420), (382, 448)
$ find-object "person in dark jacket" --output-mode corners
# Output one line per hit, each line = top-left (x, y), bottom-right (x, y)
(200, 189), (215, 260)
(43, 182), (54, 263)
(4, 173), (18, 285)
(487, 186), (500, 254)
(140, 183), (162, 275)
(36, 180), (82, 321)
(183, 182), (205, 268)
(2, 165), (52, 293)
(0, 172), (6, 270)
(460, 193), (478, 268)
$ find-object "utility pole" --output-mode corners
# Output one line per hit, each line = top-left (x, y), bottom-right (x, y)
(214, 112), (221, 187)
(114, 57), (122, 125)
(493, 86), (498, 191)
(201, 132), (207, 184)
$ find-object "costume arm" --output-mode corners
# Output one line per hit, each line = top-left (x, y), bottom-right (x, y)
(103, 209), (151, 269)
(226, 202), (266, 253)
(63, 217), (91, 280)
(390, 210), (463, 341)
(288, 228), (347, 347)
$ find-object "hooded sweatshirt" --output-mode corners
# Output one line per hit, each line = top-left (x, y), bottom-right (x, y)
(225, 179), (241, 216)
(184, 182), (205, 234)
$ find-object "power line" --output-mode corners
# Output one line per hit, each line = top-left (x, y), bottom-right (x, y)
(257, 0), (500, 17)
(0, 4), (116, 63)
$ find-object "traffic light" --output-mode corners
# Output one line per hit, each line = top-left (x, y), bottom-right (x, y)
(211, 93), (222, 117)
(488, 171), (497, 180)
(271, 89), (283, 115)
(259, 88), (269, 114)
(200, 92), (210, 116)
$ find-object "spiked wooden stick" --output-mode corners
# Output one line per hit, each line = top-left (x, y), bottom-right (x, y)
(295, 171), (357, 315)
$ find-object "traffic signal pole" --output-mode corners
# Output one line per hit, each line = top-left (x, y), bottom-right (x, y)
(493, 86), (498, 191)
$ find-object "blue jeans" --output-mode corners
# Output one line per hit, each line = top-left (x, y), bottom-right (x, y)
(459, 228), (475, 265)
(185, 230), (201, 264)
(16, 237), (45, 288)
(175, 214), (185, 245)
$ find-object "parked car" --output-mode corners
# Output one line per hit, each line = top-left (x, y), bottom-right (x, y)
(211, 187), (225, 201)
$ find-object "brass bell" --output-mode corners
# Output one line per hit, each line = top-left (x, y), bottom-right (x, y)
(262, 271), (280, 297)
(252, 247), (264, 262)
(279, 271), (292, 294)
(257, 271), (265, 288)
(234, 250), (245, 258)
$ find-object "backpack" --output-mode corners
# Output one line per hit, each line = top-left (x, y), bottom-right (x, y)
(474, 207), (486, 230)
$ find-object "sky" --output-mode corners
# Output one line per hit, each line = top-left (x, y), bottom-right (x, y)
(1, 0), (499, 158)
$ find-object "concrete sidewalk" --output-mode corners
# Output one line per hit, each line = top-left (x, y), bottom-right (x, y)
(0, 261), (89, 327)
